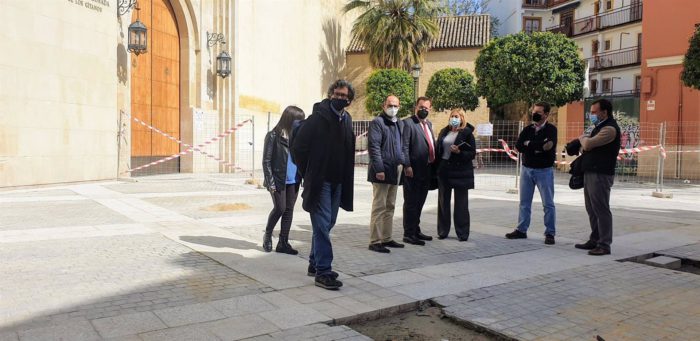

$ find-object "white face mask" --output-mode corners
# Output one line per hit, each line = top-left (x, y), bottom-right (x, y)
(385, 107), (399, 117)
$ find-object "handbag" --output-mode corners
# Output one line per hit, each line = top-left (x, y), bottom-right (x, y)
(568, 156), (584, 190)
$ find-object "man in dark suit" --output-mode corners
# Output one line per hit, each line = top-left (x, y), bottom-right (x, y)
(291, 80), (356, 290)
(401, 97), (436, 246)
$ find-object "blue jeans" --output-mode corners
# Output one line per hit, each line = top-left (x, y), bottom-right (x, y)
(517, 166), (556, 236)
(309, 182), (342, 276)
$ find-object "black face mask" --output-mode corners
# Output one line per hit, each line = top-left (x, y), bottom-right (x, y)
(331, 98), (350, 111)
(533, 113), (543, 122)
(417, 108), (429, 119)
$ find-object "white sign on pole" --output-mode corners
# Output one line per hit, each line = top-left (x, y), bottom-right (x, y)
(476, 123), (494, 136)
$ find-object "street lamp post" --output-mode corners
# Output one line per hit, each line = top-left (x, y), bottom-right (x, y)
(411, 63), (421, 103)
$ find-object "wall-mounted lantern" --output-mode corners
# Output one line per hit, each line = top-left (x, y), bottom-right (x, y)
(208, 32), (230, 78)
(216, 51), (232, 79)
(128, 19), (148, 55)
(121, 0), (147, 55)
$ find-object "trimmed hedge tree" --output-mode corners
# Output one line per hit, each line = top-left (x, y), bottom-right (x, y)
(475, 32), (586, 107)
(365, 68), (415, 117)
(682, 25), (700, 90)
(425, 68), (479, 111)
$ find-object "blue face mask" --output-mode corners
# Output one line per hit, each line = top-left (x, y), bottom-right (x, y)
(449, 117), (461, 128)
(590, 114), (599, 125)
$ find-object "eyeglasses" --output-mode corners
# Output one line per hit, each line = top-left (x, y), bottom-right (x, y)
(333, 92), (349, 99)
(417, 106), (430, 111)
(387, 105), (399, 109)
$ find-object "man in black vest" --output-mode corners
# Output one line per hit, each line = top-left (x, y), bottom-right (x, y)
(574, 99), (621, 256)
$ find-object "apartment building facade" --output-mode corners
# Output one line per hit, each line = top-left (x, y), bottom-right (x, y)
(488, 0), (643, 120)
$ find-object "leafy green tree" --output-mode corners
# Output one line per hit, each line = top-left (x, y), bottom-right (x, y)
(344, 0), (441, 70)
(365, 69), (415, 117)
(475, 32), (585, 107)
(425, 68), (479, 111)
(682, 25), (700, 90)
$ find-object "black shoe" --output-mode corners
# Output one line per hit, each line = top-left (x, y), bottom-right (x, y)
(403, 236), (425, 246)
(416, 232), (433, 241)
(458, 236), (469, 242)
(575, 240), (597, 250)
(307, 264), (339, 279)
(505, 230), (527, 239)
(545, 234), (555, 245)
(368, 243), (390, 253)
(275, 238), (299, 255)
(437, 235), (447, 240)
(382, 240), (405, 248)
(315, 275), (342, 290)
(588, 248), (611, 256)
(262, 233), (273, 252)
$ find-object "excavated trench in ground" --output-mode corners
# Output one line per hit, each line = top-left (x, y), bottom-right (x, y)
(345, 302), (499, 341)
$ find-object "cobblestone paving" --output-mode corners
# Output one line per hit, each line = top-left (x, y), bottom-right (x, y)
(469, 198), (695, 242)
(242, 323), (371, 341)
(434, 261), (700, 341)
(0, 200), (134, 231)
(0, 189), (78, 198)
(226, 221), (546, 277)
(0, 234), (269, 332)
(143, 195), (270, 220)
(104, 179), (245, 194)
(658, 243), (700, 262)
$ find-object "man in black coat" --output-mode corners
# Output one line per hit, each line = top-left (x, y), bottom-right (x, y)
(367, 95), (406, 253)
(290, 80), (355, 290)
(401, 97), (437, 246)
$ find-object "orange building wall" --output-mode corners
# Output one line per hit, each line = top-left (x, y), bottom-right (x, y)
(640, 0), (700, 125)
(640, 0), (700, 180)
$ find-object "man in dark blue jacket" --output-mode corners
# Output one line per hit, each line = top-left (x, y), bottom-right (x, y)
(291, 80), (356, 290)
(367, 95), (406, 253)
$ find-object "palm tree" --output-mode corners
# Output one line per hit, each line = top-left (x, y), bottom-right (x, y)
(344, 0), (441, 70)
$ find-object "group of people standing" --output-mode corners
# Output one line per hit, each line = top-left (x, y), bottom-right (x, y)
(366, 95), (477, 254)
(262, 79), (621, 291)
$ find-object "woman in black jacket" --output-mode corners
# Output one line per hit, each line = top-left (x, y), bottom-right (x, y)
(435, 109), (477, 241)
(262, 106), (305, 254)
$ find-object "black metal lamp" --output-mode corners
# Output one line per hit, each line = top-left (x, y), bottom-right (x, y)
(128, 19), (148, 55)
(412, 63), (422, 101)
(216, 51), (231, 78)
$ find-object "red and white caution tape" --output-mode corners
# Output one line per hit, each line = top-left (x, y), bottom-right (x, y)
(125, 118), (251, 173)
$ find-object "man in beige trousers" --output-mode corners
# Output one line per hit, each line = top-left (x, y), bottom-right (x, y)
(367, 95), (406, 253)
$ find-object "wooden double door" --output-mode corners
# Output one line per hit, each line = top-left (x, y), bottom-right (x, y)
(130, 0), (181, 174)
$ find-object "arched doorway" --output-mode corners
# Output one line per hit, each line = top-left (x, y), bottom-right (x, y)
(130, 0), (181, 175)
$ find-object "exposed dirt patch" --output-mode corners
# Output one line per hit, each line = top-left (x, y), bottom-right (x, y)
(350, 307), (495, 341)
(201, 203), (252, 211)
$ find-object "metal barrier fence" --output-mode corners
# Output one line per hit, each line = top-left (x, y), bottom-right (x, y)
(352, 120), (700, 193)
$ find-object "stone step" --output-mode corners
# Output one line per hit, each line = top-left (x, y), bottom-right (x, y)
(643, 256), (682, 270)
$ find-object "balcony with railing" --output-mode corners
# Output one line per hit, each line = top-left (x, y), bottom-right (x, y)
(546, 2), (643, 37)
(522, 0), (576, 9)
(588, 46), (641, 72)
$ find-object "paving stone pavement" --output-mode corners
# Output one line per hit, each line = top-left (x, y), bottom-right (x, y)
(1, 171), (699, 340)
(435, 261), (700, 341)
(657, 242), (700, 262)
